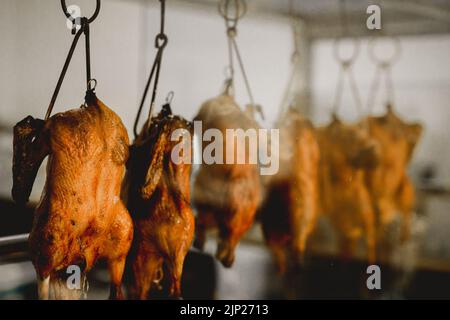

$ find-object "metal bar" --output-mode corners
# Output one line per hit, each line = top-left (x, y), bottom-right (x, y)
(0, 233), (28, 246)
(0, 234), (29, 265)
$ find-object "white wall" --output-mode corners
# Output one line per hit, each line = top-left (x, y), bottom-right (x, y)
(0, 0), (292, 129)
(311, 35), (450, 186)
(2, 0), (450, 193)
(0, 0), (292, 199)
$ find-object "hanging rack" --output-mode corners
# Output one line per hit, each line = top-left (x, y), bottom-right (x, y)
(366, 35), (401, 114)
(277, 0), (303, 121)
(45, 0), (101, 121)
(133, 0), (168, 139)
(331, 39), (362, 119)
(219, 0), (264, 120)
(330, 0), (363, 120)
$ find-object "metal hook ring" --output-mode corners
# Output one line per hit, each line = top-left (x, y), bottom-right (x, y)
(333, 37), (360, 66)
(155, 33), (168, 49)
(61, 0), (101, 24)
(219, 0), (247, 24)
(368, 36), (401, 66)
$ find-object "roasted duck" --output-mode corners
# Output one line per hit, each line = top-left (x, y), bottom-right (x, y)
(317, 117), (379, 263)
(364, 105), (422, 244)
(12, 93), (133, 299)
(193, 94), (261, 268)
(260, 107), (319, 274)
(126, 104), (195, 299)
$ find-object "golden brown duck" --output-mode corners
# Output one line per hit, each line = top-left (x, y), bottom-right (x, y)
(260, 107), (319, 274)
(12, 93), (133, 299)
(125, 105), (194, 299)
(364, 105), (422, 244)
(193, 94), (261, 268)
(317, 117), (379, 263)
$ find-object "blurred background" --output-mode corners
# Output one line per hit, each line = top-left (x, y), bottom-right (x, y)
(0, 0), (450, 299)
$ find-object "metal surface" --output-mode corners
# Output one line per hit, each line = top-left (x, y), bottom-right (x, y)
(0, 234), (29, 265)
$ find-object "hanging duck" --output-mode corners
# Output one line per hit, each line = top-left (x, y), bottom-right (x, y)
(12, 0), (133, 300)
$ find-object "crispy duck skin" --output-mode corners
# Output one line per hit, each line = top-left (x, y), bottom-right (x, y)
(364, 106), (422, 244)
(125, 105), (195, 299)
(193, 94), (262, 268)
(12, 97), (133, 300)
(317, 118), (380, 263)
(260, 108), (320, 274)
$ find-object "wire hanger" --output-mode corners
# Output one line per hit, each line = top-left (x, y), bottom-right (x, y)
(331, 0), (363, 121)
(133, 0), (168, 139)
(45, 0), (101, 120)
(366, 35), (401, 114)
(277, 0), (303, 122)
(219, 0), (264, 121)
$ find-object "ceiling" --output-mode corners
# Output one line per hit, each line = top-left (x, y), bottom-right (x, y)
(181, 0), (450, 38)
